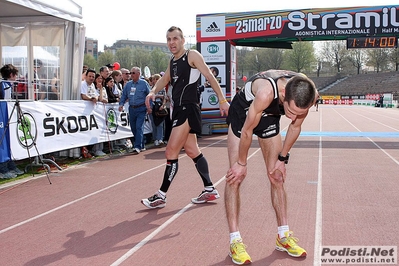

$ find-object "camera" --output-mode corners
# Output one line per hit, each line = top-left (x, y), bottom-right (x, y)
(197, 84), (205, 93)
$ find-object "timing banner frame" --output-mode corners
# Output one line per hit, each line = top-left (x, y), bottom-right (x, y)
(196, 5), (399, 44)
(196, 5), (399, 97)
(195, 5), (399, 133)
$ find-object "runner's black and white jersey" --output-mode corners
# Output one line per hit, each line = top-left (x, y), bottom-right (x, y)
(236, 70), (300, 116)
(169, 50), (200, 107)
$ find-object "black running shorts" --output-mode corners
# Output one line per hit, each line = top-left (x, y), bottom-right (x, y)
(171, 103), (202, 135)
(227, 104), (281, 139)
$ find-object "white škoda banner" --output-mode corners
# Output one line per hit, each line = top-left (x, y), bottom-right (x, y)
(7, 101), (134, 160)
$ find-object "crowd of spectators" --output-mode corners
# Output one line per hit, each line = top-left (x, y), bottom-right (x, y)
(0, 61), (172, 179)
(78, 64), (170, 157)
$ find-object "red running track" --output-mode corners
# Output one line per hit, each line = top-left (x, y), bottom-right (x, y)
(0, 105), (398, 266)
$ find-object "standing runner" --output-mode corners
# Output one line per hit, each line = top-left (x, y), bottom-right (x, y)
(141, 26), (229, 209)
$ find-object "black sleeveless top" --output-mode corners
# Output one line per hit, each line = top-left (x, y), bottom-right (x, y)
(169, 50), (201, 107)
(236, 70), (300, 116)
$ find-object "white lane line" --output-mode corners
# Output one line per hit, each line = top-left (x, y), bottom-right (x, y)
(335, 108), (399, 165)
(110, 203), (194, 266)
(313, 107), (399, 265)
(110, 147), (261, 266)
(313, 108), (323, 266)
(0, 138), (227, 235)
(346, 109), (399, 131)
(0, 165), (164, 235)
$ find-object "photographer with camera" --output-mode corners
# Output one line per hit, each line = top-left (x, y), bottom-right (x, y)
(150, 74), (167, 146)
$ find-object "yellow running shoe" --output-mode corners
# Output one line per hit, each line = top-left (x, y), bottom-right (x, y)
(229, 238), (252, 265)
(276, 231), (307, 257)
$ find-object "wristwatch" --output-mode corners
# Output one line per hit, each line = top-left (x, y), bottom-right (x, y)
(278, 153), (290, 164)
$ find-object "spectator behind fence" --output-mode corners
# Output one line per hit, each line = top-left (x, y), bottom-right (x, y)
(118, 67), (151, 154)
(106, 63), (114, 72)
(0, 64), (25, 178)
(97, 74), (108, 104)
(115, 68), (133, 150)
(27, 59), (44, 100)
(111, 70), (122, 101)
(82, 65), (88, 81)
(99, 66), (110, 87)
(0, 64), (18, 100)
(81, 69), (99, 102)
(47, 72), (59, 100)
(94, 73), (103, 98)
(163, 81), (172, 143)
(120, 68), (131, 88)
(150, 74), (166, 146)
(81, 69), (105, 157)
(104, 76), (118, 103)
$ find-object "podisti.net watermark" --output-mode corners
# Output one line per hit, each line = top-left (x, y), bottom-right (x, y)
(320, 246), (397, 264)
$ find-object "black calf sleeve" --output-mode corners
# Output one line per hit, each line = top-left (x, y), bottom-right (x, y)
(160, 159), (178, 192)
(193, 153), (213, 187)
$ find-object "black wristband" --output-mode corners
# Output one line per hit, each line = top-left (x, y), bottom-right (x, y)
(278, 152), (290, 164)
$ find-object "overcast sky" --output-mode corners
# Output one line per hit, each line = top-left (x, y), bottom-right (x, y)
(73, 0), (397, 51)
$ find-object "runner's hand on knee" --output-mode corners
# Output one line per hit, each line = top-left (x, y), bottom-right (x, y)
(226, 164), (247, 185)
(269, 162), (286, 183)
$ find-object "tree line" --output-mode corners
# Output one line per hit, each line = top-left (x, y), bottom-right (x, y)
(237, 40), (399, 79)
(84, 40), (399, 79)
(84, 47), (170, 75)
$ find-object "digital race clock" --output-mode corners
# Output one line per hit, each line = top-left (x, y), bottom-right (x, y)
(347, 37), (398, 49)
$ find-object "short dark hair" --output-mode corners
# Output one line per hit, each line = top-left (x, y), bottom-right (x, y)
(99, 66), (108, 73)
(82, 65), (88, 74)
(284, 75), (316, 109)
(0, 64), (19, 79)
(33, 59), (43, 68)
(104, 76), (114, 84)
(167, 26), (184, 38)
(86, 68), (96, 75)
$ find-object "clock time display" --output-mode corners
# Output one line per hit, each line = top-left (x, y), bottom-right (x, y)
(347, 37), (397, 49)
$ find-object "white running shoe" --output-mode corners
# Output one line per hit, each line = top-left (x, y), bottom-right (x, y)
(191, 189), (220, 204)
(141, 193), (167, 209)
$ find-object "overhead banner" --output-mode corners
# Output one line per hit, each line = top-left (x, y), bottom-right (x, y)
(196, 5), (399, 42)
(6, 101), (134, 160)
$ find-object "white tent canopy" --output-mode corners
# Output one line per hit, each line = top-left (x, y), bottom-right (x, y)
(0, 0), (83, 24)
(0, 0), (85, 100)
(3, 46), (59, 64)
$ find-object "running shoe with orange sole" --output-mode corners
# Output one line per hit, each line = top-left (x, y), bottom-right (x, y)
(276, 231), (307, 257)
